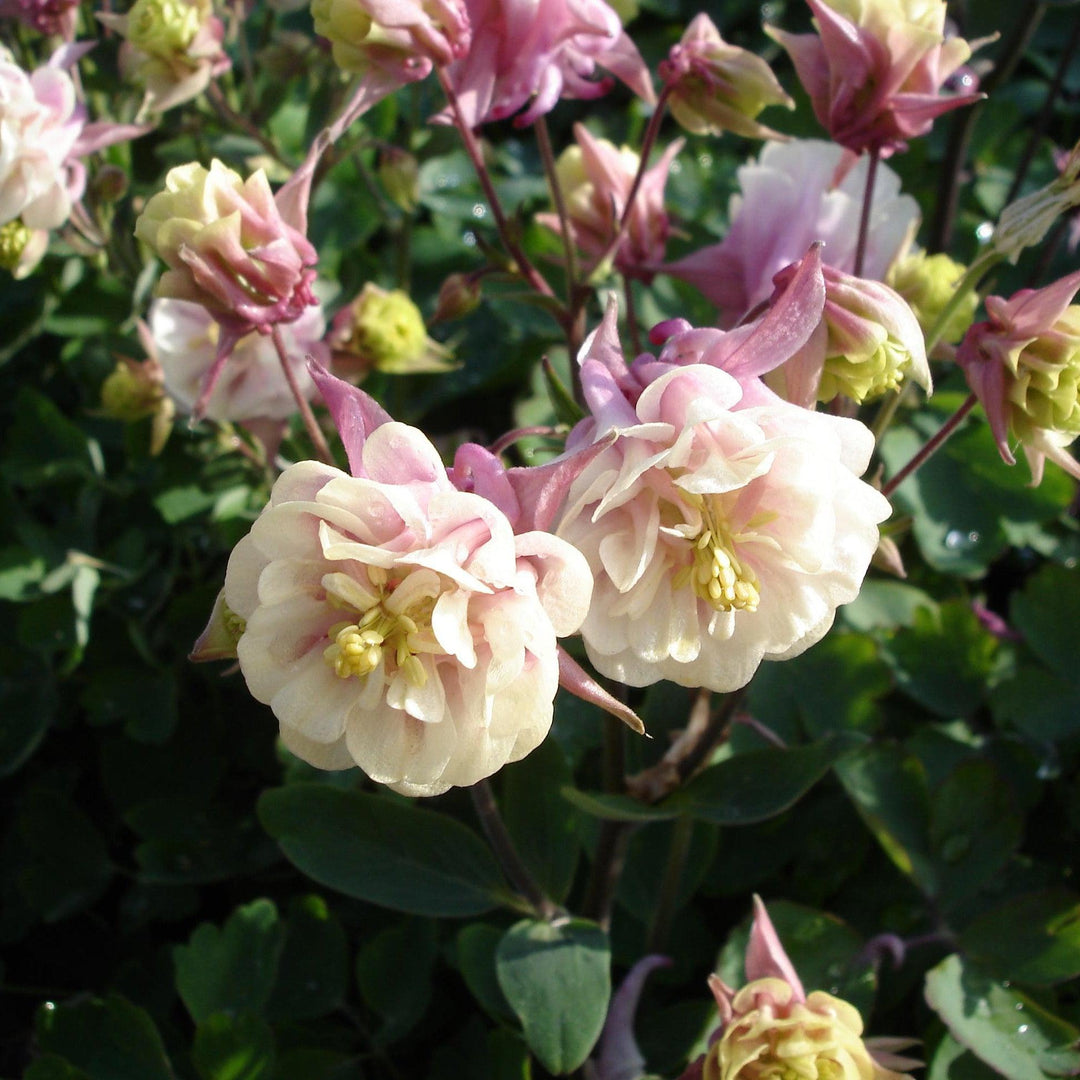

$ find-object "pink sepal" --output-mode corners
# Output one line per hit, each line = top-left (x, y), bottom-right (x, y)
(557, 647), (645, 733)
(307, 359), (392, 473)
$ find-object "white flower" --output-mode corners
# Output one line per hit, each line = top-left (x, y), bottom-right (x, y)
(557, 340), (890, 691)
(221, 423), (592, 796)
(149, 298), (328, 422)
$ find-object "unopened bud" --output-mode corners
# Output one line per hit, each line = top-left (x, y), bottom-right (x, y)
(888, 249), (976, 344)
(126, 0), (202, 56)
(378, 147), (420, 213)
(431, 273), (482, 323)
(0, 219), (31, 274)
(91, 166), (130, 205)
(993, 140), (1080, 263)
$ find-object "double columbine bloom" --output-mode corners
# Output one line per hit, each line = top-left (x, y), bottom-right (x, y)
(202, 368), (593, 796)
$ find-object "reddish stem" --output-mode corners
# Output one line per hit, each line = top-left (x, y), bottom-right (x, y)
(270, 325), (334, 465)
(882, 393), (977, 498)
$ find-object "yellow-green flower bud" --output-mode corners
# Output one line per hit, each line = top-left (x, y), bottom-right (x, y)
(127, 0), (203, 57)
(819, 336), (912, 403)
(378, 147), (420, 213)
(0, 219), (31, 274)
(1009, 305), (1080, 441)
(888, 250), (977, 344)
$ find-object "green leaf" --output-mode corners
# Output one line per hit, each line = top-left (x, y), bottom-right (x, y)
(24, 1055), (91, 1080)
(841, 580), (936, 632)
(35, 995), (175, 1080)
(835, 745), (936, 892)
(4, 388), (96, 485)
(559, 787), (678, 822)
(960, 891), (1080, 985)
(1009, 563), (1080, 684)
(0, 653), (55, 776)
(192, 1013), (275, 1080)
(356, 917), (438, 1044)
(990, 664), (1080, 743)
(925, 954), (1080, 1080)
(456, 923), (514, 1021)
(496, 918), (610, 1075)
(174, 899), (285, 1023)
(266, 896), (349, 1021)
(258, 784), (507, 917)
(0, 544), (47, 600)
(929, 1034), (1006, 1080)
(882, 601), (998, 717)
(666, 737), (857, 825)
(717, 900), (876, 1018)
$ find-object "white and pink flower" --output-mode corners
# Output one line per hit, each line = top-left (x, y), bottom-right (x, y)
(665, 139), (918, 326)
(210, 368), (593, 796)
(555, 303), (890, 692)
(148, 297), (328, 422)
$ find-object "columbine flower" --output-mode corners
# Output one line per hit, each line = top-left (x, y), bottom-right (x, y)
(659, 13), (793, 139)
(888, 248), (977, 345)
(0, 45), (147, 275)
(2, 0), (80, 38)
(200, 366), (593, 796)
(767, 0), (982, 156)
(766, 260), (930, 407)
(555, 303), (890, 692)
(681, 899), (916, 1080)
(135, 159), (318, 335)
(535, 123), (682, 280)
(311, 0), (470, 83)
(148, 297), (328, 421)
(665, 139), (918, 326)
(441, 0), (654, 128)
(329, 283), (454, 377)
(98, 0), (230, 113)
(955, 268), (1080, 485)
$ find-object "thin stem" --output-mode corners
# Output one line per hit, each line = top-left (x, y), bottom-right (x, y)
(1003, 13), (1080, 207)
(623, 276), (644, 357)
(206, 83), (289, 166)
(923, 251), (1003, 355)
(591, 85), (674, 275)
(581, 820), (633, 931)
(437, 70), (557, 301)
(870, 383), (909, 444)
(536, 116), (580, 295)
(853, 148), (879, 278)
(929, 4), (1047, 253)
(645, 814), (694, 953)
(488, 425), (562, 457)
(881, 393), (977, 498)
(270, 324), (334, 465)
(470, 779), (557, 920)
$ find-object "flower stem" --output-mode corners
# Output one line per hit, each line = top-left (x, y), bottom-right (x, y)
(270, 324), (334, 465)
(591, 85), (674, 275)
(623, 276), (644, 357)
(470, 778), (557, 920)
(853, 148), (879, 278)
(645, 814), (694, 953)
(924, 250), (1003, 355)
(881, 392), (977, 498)
(437, 70), (557, 302)
(536, 116), (580, 296)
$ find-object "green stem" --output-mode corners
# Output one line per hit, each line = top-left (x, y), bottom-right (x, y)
(646, 814), (694, 953)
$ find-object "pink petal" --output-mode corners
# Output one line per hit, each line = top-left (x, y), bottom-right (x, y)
(308, 360), (393, 474)
(746, 895), (806, 1000)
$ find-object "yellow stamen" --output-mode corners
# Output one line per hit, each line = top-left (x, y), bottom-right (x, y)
(679, 493), (760, 613)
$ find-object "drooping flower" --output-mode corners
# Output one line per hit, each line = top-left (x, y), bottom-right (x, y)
(0, 44), (147, 276)
(765, 259), (930, 407)
(135, 159), (318, 335)
(955, 268), (1080, 485)
(199, 366), (593, 796)
(766, 0), (982, 156)
(98, 0), (230, 113)
(555, 302), (890, 692)
(148, 297), (328, 422)
(440, 0), (654, 129)
(329, 283), (454, 377)
(664, 139), (918, 326)
(311, 0), (470, 84)
(535, 122), (682, 280)
(659, 13), (793, 140)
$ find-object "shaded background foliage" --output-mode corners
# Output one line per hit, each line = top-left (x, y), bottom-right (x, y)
(3, 0), (1080, 1076)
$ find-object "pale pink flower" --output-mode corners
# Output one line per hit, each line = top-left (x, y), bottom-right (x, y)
(659, 13), (793, 140)
(210, 367), (593, 796)
(98, 0), (230, 114)
(955, 268), (1080, 485)
(535, 122), (682, 280)
(0, 45), (147, 274)
(679, 898), (917, 1080)
(148, 297), (328, 422)
(441, 0), (654, 128)
(556, 302), (890, 692)
(665, 139), (918, 326)
(767, 0), (981, 156)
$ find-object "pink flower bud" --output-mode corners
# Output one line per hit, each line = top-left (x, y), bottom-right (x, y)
(135, 159), (318, 334)
(659, 13), (793, 140)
